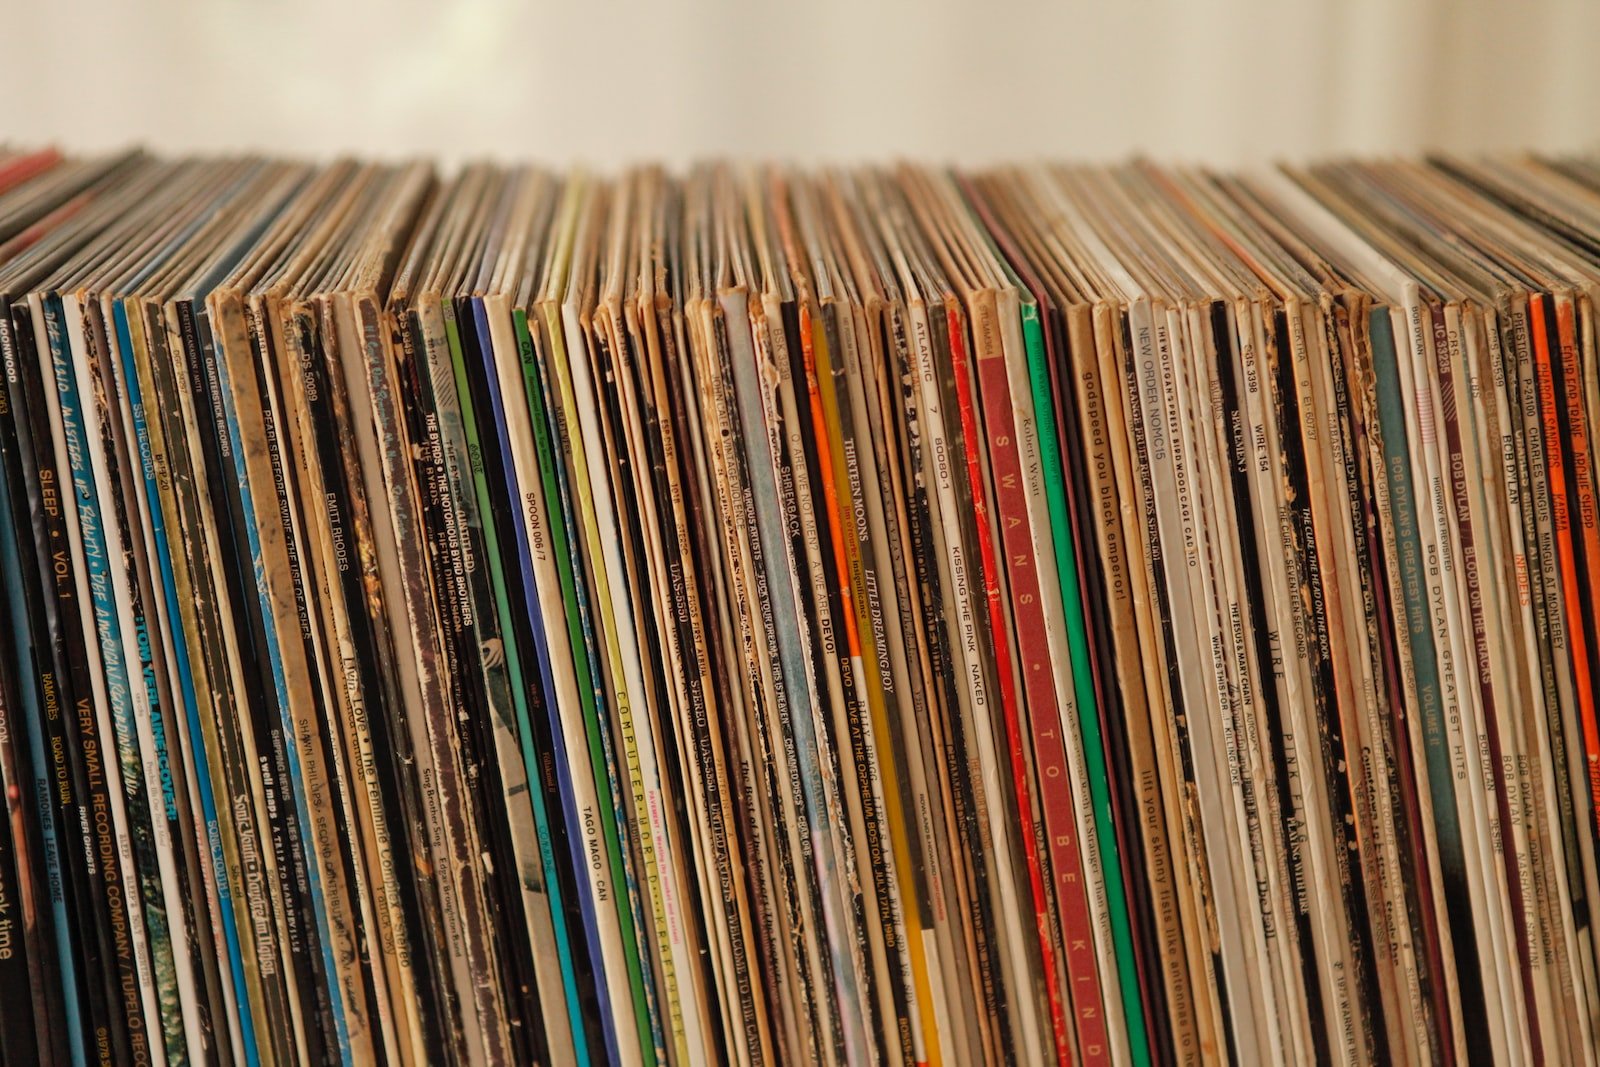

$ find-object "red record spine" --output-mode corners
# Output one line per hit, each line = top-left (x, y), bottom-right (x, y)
(0, 149), (59, 195)
(969, 298), (1116, 1064)
(943, 301), (1081, 1067)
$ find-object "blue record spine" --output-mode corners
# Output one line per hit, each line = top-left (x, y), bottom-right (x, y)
(195, 302), (352, 1065)
(474, 299), (591, 1059)
(44, 292), (172, 1061)
(112, 299), (259, 1065)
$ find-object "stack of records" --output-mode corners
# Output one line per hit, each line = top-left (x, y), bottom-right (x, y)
(1, 148), (1599, 1066)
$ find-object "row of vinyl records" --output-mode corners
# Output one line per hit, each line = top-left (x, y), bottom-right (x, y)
(0, 144), (1598, 1067)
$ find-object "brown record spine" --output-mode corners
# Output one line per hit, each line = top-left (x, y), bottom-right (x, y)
(347, 291), (466, 1066)
(1105, 302), (1224, 1061)
(1323, 295), (1434, 1059)
(1435, 302), (1544, 1057)
(0, 631), (44, 1067)
(232, 293), (383, 1064)
(738, 289), (846, 1062)
(1121, 301), (1239, 1058)
(1273, 302), (1379, 1061)
(1477, 300), (1569, 1060)
(1200, 298), (1310, 1063)
(374, 297), (480, 1061)
(180, 294), (337, 1061)
(134, 296), (291, 1065)
(796, 294), (916, 1064)
(759, 284), (876, 1062)
(862, 292), (972, 1067)
(300, 291), (431, 1063)
(329, 291), (450, 1064)
(405, 297), (516, 1064)
(1070, 300), (1199, 1060)
(694, 292), (823, 1061)
(918, 296), (1007, 1061)
(1482, 301), (1581, 1062)
(892, 295), (988, 1064)
(380, 296), (496, 1061)
(710, 331), (807, 1062)
(677, 293), (790, 1065)
(616, 291), (712, 1063)
(1305, 295), (1410, 1056)
(652, 285), (771, 1063)
(828, 292), (937, 1065)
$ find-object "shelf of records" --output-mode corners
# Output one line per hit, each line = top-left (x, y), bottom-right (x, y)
(0, 147), (1597, 1066)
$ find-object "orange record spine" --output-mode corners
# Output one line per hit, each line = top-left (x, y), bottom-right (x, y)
(1531, 296), (1600, 834)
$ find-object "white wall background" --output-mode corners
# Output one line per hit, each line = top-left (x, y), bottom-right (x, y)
(5, 0), (1595, 168)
